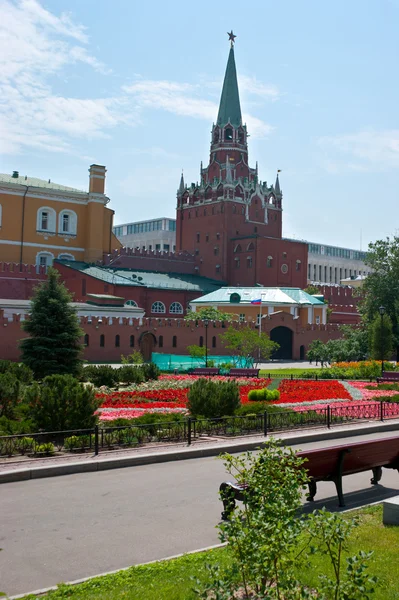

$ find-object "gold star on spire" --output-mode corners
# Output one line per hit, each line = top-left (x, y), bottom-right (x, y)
(227, 30), (236, 47)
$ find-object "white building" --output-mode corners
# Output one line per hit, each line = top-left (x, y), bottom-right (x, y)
(113, 218), (176, 252)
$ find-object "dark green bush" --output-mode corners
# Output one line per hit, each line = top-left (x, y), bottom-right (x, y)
(0, 373), (21, 419)
(117, 365), (144, 385)
(187, 378), (240, 418)
(142, 362), (160, 381)
(0, 361), (33, 384)
(26, 374), (99, 432)
(83, 365), (118, 388)
(235, 403), (289, 416)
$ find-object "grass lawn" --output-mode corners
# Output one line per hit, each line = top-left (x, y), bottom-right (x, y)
(18, 504), (399, 600)
(259, 367), (316, 377)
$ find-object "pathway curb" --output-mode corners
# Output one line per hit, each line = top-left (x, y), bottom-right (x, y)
(1, 420), (399, 484)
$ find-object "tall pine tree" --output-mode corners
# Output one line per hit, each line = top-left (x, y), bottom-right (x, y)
(20, 268), (83, 379)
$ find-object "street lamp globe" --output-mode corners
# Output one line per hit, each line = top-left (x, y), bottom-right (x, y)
(379, 306), (386, 316)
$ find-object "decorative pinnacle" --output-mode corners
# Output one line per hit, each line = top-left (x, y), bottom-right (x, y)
(227, 30), (236, 47)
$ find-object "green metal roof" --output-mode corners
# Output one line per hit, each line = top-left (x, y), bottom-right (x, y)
(190, 287), (325, 306)
(216, 47), (242, 128)
(56, 260), (224, 293)
(0, 173), (85, 193)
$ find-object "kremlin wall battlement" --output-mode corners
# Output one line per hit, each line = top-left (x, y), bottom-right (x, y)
(0, 308), (342, 363)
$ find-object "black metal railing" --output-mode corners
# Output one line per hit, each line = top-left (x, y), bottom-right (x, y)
(0, 401), (397, 459)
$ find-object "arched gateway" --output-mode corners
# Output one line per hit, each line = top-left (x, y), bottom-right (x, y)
(270, 326), (293, 360)
(139, 332), (156, 361)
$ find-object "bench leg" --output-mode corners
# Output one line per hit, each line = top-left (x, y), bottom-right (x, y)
(306, 479), (317, 502)
(219, 483), (237, 521)
(371, 466), (383, 485)
(334, 477), (345, 507)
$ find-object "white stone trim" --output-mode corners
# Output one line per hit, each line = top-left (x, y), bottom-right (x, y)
(58, 209), (78, 235)
(0, 239), (84, 251)
(36, 206), (56, 234)
(89, 174), (105, 180)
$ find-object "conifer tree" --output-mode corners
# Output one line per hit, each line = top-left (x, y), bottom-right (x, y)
(20, 268), (83, 379)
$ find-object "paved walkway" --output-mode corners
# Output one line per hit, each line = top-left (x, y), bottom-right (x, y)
(1, 423), (399, 596)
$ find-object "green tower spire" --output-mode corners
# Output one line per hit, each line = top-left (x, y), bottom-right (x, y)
(216, 45), (242, 128)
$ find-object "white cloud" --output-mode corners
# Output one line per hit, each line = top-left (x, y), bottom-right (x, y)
(123, 78), (274, 138)
(0, 0), (122, 155)
(239, 75), (280, 101)
(318, 130), (399, 171)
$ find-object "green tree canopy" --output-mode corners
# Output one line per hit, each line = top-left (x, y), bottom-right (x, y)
(303, 284), (320, 296)
(185, 306), (236, 322)
(360, 236), (399, 357)
(220, 326), (279, 367)
(20, 268), (83, 379)
(369, 313), (394, 361)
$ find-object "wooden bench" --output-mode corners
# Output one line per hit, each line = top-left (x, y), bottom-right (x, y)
(376, 371), (399, 383)
(228, 368), (260, 378)
(192, 368), (220, 376)
(219, 436), (399, 520)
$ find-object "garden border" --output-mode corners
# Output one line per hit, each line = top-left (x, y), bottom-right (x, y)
(1, 419), (399, 484)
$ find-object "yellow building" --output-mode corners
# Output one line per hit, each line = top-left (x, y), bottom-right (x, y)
(0, 165), (121, 267)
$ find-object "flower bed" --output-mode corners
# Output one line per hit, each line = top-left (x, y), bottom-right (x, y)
(274, 380), (352, 404)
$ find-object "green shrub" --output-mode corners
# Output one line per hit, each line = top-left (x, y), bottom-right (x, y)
(235, 403), (288, 416)
(121, 351), (144, 364)
(142, 362), (160, 381)
(0, 361), (33, 384)
(64, 435), (90, 451)
(116, 365), (144, 385)
(0, 373), (21, 419)
(83, 365), (118, 388)
(26, 374), (99, 432)
(18, 436), (34, 454)
(188, 378), (240, 418)
(248, 388), (280, 402)
(35, 442), (55, 456)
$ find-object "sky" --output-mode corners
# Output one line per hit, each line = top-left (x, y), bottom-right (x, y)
(1, 0), (399, 250)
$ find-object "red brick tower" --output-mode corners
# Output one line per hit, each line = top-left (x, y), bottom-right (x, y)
(176, 34), (307, 287)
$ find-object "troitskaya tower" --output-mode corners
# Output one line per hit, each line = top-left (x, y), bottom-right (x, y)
(176, 33), (306, 288)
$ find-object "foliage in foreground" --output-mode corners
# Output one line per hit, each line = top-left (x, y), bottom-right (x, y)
(20, 268), (83, 379)
(187, 378), (240, 418)
(25, 375), (99, 431)
(196, 440), (377, 599)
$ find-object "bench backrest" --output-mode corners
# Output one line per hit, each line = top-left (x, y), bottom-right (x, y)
(230, 369), (260, 377)
(299, 437), (399, 479)
(192, 368), (219, 375)
(382, 372), (399, 380)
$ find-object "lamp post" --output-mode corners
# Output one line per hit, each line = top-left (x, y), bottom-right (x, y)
(379, 306), (386, 374)
(204, 319), (209, 368)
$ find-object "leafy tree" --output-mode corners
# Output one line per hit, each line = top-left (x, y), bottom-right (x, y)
(185, 306), (236, 323)
(303, 284), (320, 296)
(187, 344), (208, 365)
(220, 326), (279, 367)
(196, 440), (376, 599)
(26, 374), (99, 431)
(360, 236), (399, 358)
(369, 313), (394, 361)
(0, 373), (20, 419)
(20, 268), (83, 379)
(307, 339), (328, 365)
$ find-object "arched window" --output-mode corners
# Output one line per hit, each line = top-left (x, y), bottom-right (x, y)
(58, 210), (77, 235)
(158, 335), (163, 348)
(214, 246), (219, 256)
(199, 336), (204, 347)
(170, 302), (183, 314)
(151, 301), (166, 314)
(37, 207), (56, 232)
(267, 256), (273, 268)
(216, 264), (221, 273)
(58, 253), (75, 261)
(84, 334), (89, 347)
(234, 244), (242, 253)
(36, 251), (54, 271)
(247, 256), (253, 268)
(247, 242), (255, 251)
(225, 127), (233, 141)
(296, 260), (301, 272)
(125, 300), (138, 307)
(172, 335), (177, 348)
(130, 335), (135, 347)
(212, 336), (216, 348)
(115, 335), (120, 348)
(100, 334), (105, 347)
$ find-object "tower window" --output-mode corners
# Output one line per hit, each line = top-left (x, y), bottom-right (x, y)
(199, 336), (204, 347)
(158, 335), (163, 348)
(214, 246), (219, 256)
(206, 233), (209, 242)
(100, 334), (105, 347)
(115, 335), (120, 348)
(267, 256), (273, 268)
(84, 334), (89, 347)
(196, 232), (200, 242)
(172, 335), (177, 348)
(235, 258), (240, 269)
(212, 336), (216, 348)
(225, 127), (233, 141)
(296, 260), (301, 271)
(216, 264), (221, 273)
(247, 257), (253, 268)
(130, 335), (135, 347)
(216, 232), (220, 240)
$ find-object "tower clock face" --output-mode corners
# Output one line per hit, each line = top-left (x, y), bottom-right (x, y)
(281, 264), (288, 274)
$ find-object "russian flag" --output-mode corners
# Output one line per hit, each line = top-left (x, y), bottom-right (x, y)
(251, 299), (262, 305)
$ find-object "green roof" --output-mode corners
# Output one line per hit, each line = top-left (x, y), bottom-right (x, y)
(0, 173), (85, 193)
(190, 287), (325, 306)
(216, 47), (242, 128)
(56, 260), (224, 293)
